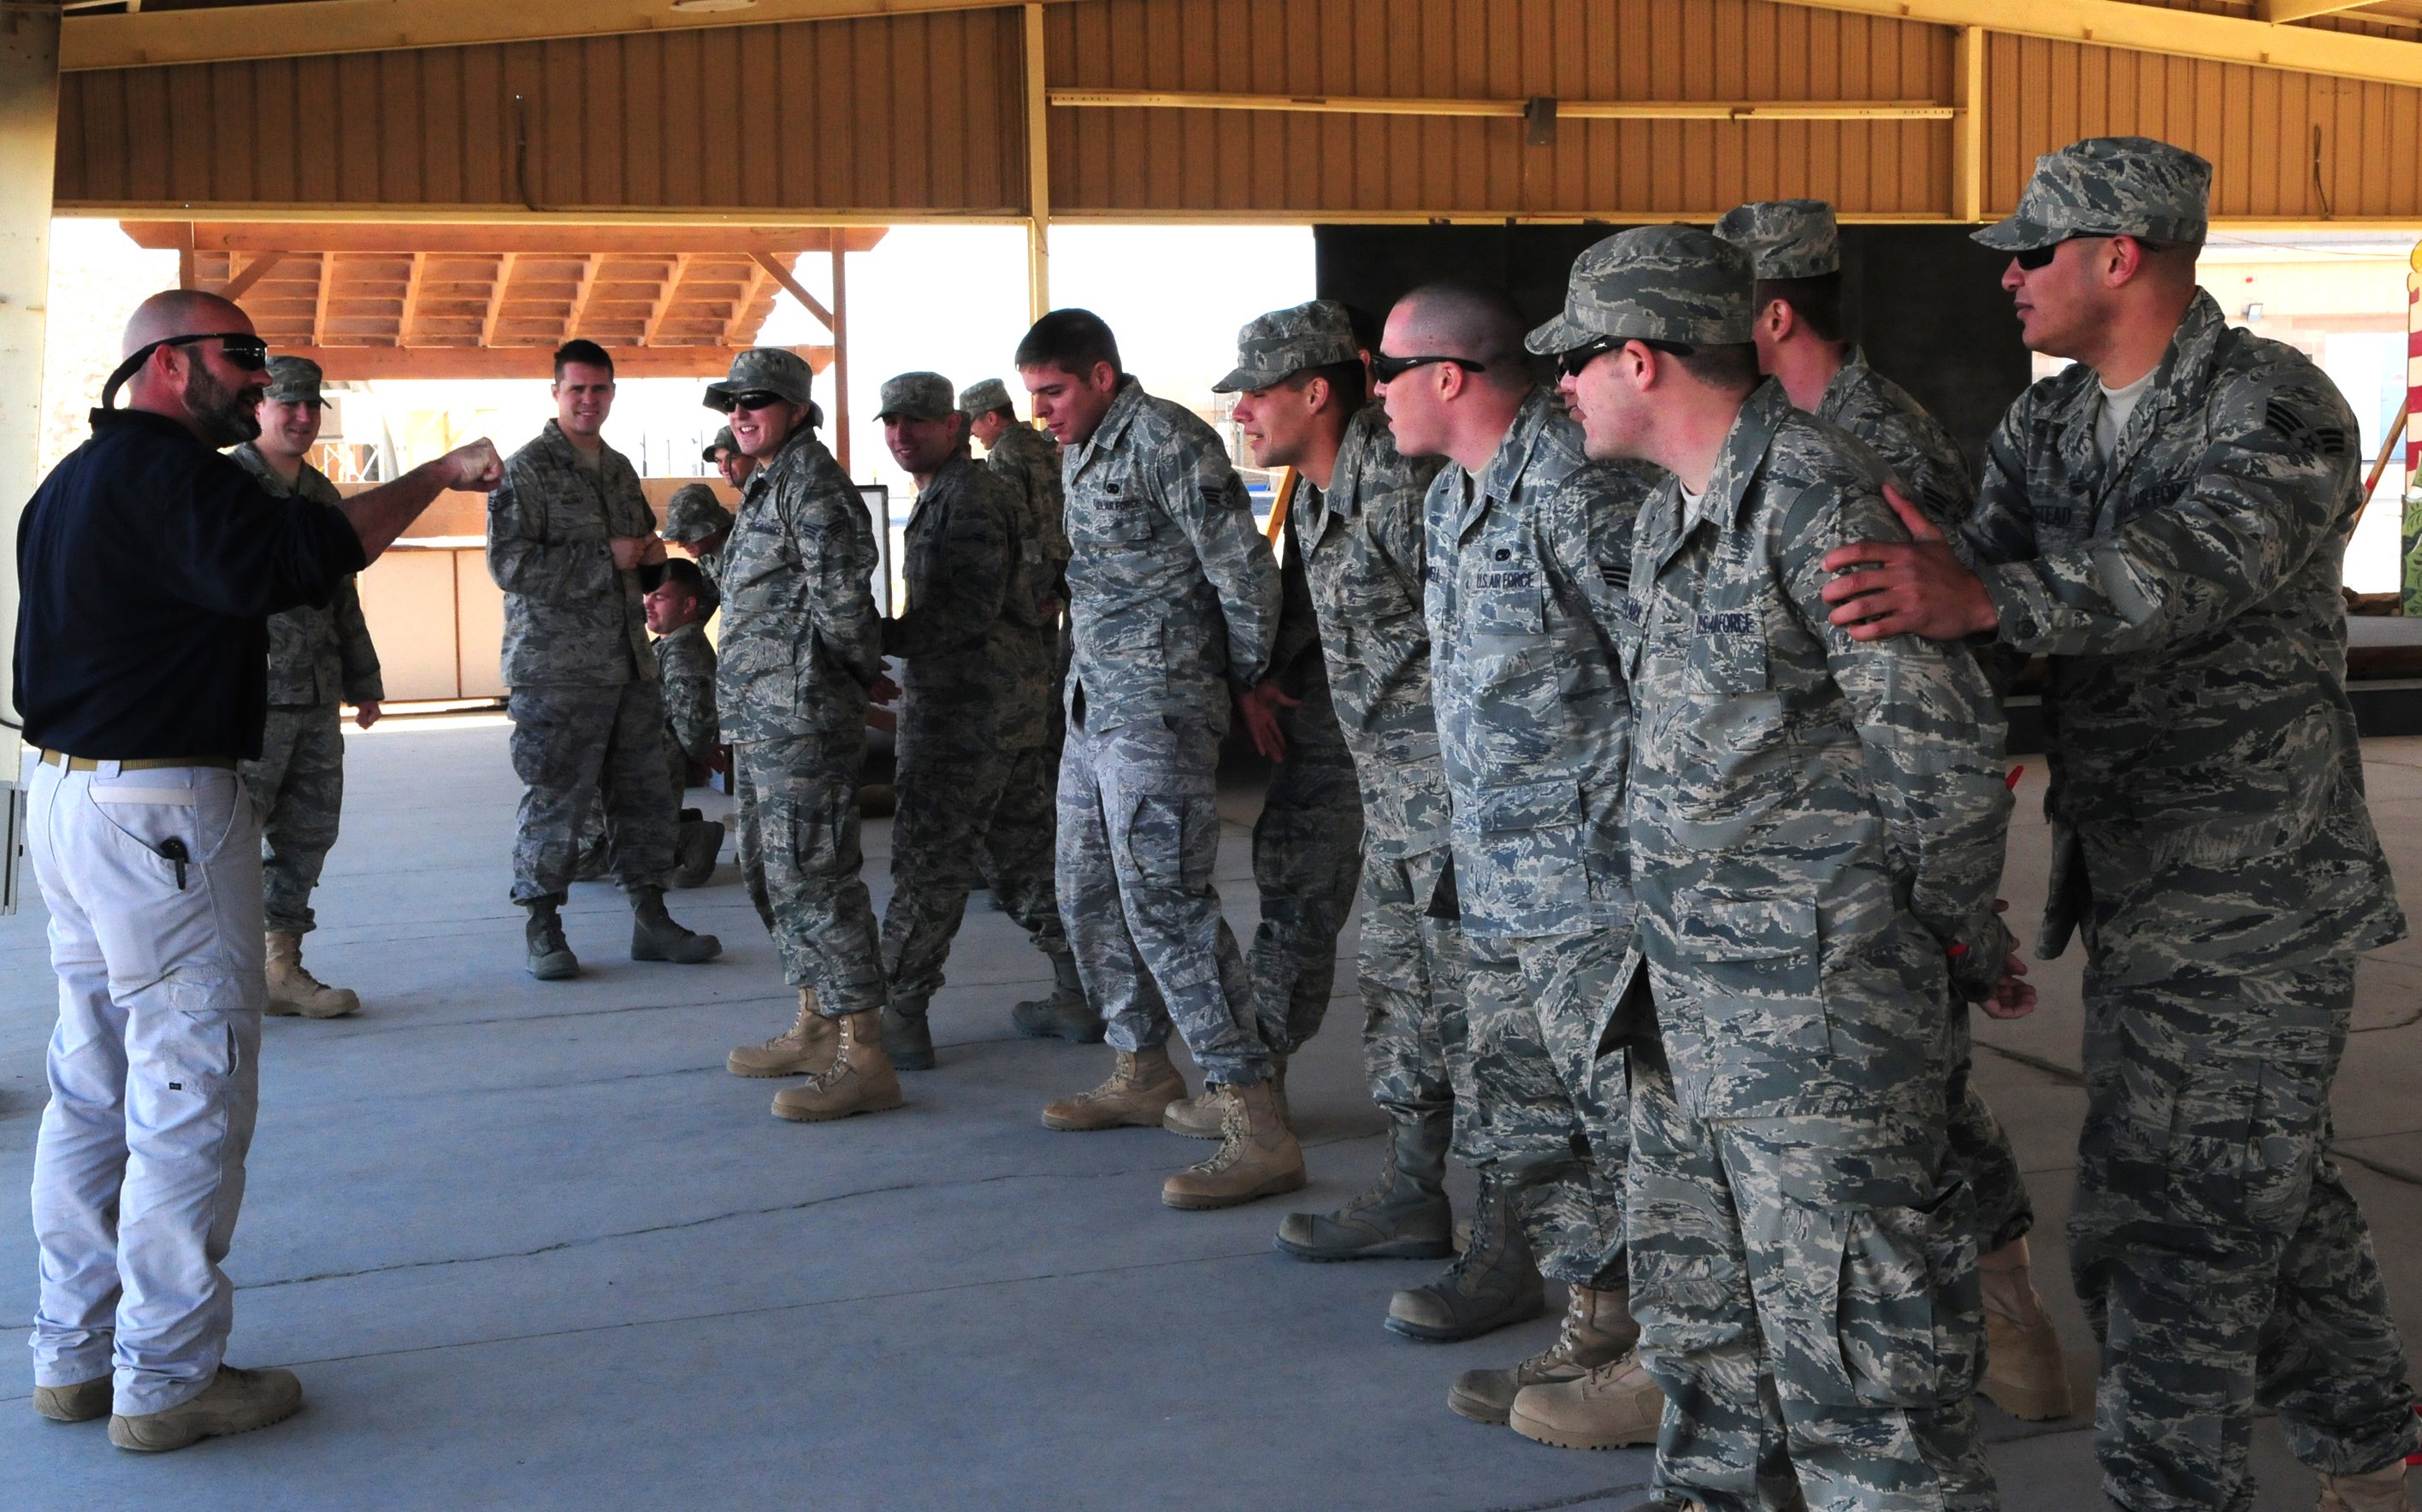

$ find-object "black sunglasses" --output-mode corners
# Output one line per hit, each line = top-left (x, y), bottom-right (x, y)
(2014, 234), (2172, 272)
(722, 390), (787, 413)
(1370, 352), (1486, 384)
(100, 331), (273, 409)
(1557, 335), (1697, 376)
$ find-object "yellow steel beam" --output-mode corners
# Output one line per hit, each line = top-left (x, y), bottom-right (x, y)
(1050, 88), (1954, 121)
(288, 343), (834, 381)
(749, 249), (834, 331)
(1025, 1), (1050, 322)
(62, 0), (1082, 73)
(1769, 0), (2422, 91)
(2259, 0), (2379, 21)
(1952, 26), (1985, 224)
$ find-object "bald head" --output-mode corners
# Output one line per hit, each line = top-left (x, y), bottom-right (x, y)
(122, 289), (252, 360)
(1391, 281), (1531, 391)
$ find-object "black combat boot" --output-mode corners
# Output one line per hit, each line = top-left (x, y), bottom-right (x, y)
(881, 994), (936, 1071)
(1274, 1105), (1453, 1261)
(629, 884), (721, 964)
(524, 898), (578, 981)
(1011, 951), (1103, 1042)
(1384, 1170), (1545, 1342)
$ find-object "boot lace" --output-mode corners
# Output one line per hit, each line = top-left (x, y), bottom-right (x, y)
(1190, 1090), (1251, 1174)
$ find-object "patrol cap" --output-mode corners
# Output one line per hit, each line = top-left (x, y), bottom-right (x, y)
(1974, 135), (2212, 252)
(1211, 299), (1361, 393)
(877, 371), (957, 422)
(659, 482), (734, 545)
(703, 346), (815, 412)
(1524, 224), (1755, 354)
(700, 425), (737, 463)
(263, 355), (326, 405)
(958, 377), (1014, 416)
(1713, 199), (1840, 281)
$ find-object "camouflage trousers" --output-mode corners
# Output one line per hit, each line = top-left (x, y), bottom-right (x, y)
(1626, 1027), (1995, 1512)
(1249, 712), (1365, 1057)
(1057, 715), (1266, 1086)
(1355, 845), (1474, 1131)
(1462, 929), (1628, 1287)
(1945, 1006), (2033, 1253)
(2072, 957), (2419, 1511)
(882, 738), (1067, 1004)
(507, 683), (674, 903)
(732, 731), (886, 1017)
(239, 703), (346, 936)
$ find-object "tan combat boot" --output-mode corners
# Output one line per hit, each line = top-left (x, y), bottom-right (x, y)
(108, 1365), (304, 1452)
(770, 1011), (903, 1122)
(728, 989), (837, 1078)
(1508, 1352), (1665, 1450)
(1450, 1284), (1640, 1425)
(1979, 1237), (2074, 1420)
(2318, 1462), (2417, 1512)
(1165, 1056), (1286, 1137)
(1042, 1045), (1188, 1131)
(1162, 1077), (1308, 1210)
(263, 930), (360, 1019)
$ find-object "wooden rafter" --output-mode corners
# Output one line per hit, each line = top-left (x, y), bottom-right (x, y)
(481, 251), (516, 347)
(395, 252), (426, 347)
(125, 223), (890, 257)
(310, 251), (332, 346)
(2260, 0), (2378, 19)
(564, 254), (600, 339)
(638, 252), (691, 348)
(749, 251), (833, 332)
(280, 343), (836, 381)
(222, 250), (286, 300)
(724, 262), (769, 346)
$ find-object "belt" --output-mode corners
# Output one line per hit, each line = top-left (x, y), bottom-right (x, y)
(37, 749), (238, 772)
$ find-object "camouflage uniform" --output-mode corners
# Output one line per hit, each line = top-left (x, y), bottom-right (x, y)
(487, 420), (675, 901)
(877, 373), (1066, 1006)
(711, 350), (890, 1016)
(1426, 385), (1647, 1288)
(231, 441), (382, 936)
(660, 481), (735, 591)
(1058, 375), (1281, 1085)
(654, 620), (718, 802)
(1547, 228), (2007, 1509)
(1958, 139), (2419, 1508)
(1721, 197), (2037, 1259)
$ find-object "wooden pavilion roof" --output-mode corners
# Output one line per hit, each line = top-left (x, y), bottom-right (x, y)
(118, 222), (886, 380)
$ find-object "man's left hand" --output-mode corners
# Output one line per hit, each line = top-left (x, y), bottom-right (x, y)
(1237, 680), (1302, 763)
(1819, 486), (1999, 642)
(353, 699), (381, 731)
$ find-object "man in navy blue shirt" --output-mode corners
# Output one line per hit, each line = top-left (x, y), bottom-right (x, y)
(15, 288), (499, 1454)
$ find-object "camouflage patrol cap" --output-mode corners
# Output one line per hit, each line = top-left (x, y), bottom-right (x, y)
(1714, 199), (1840, 281)
(877, 371), (956, 422)
(659, 482), (734, 545)
(958, 377), (1013, 416)
(263, 355), (326, 405)
(1974, 136), (2212, 252)
(702, 347), (815, 412)
(1210, 300), (1361, 393)
(1524, 224), (1755, 354)
(700, 425), (737, 463)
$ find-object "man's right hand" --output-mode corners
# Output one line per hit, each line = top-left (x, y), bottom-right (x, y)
(610, 536), (668, 571)
(441, 440), (505, 493)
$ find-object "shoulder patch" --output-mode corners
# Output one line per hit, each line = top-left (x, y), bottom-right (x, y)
(2264, 398), (2350, 461)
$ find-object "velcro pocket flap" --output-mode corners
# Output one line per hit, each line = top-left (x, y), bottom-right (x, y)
(1474, 778), (1581, 833)
(1673, 889), (1816, 962)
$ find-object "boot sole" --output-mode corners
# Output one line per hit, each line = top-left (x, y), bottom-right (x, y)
(771, 1090), (906, 1123)
(1447, 1385), (1514, 1426)
(1505, 1407), (1657, 1451)
(1383, 1294), (1547, 1343)
(529, 958), (579, 982)
(1041, 1108), (1171, 1131)
(1011, 1016), (1107, 1043)
(728, 1058), (830, 1078)
(33, 1382), (111, 1423)
(632, 941), (724, 964)
(1981, 1376), (2074, 1420)
(1162, 1168), (1310, 1211)
(1162, 1116), (1225, 1139)
(108, 1397), (303, 1452)
(1275, 1233), (1456, 1262)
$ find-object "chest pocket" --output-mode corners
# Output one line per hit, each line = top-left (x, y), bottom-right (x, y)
(1075, 473), (1155, 545)
(1464, 548), (1545, 636)
(1688, 607), (1769, 694)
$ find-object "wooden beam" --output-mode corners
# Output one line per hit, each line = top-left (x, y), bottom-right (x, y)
(221, 250), (287, 300)
(749, 251), (833, 330)
(2260, 0), (2379, 20)
(1768, 0), (2422, 92)
(121, 221), (891, 257)
(481, 251), (516, 346)
(639, 252), (691, 348)
(1952, 27), (1986, 226)
(395, 252), (425, 346)
(724, 262), (768, 345)
(1049, 88), (1955, 122)
(830, 247), (851, 477)
(1025, 2), (1050, 323)
(563, 253), (598, 339)
(290, 343), (834, 381)
(310, 251), (332, 346)
(62, 0), (1084, 73)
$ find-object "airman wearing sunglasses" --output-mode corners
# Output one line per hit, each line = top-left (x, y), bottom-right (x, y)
(1820, 135), (2420, 1512)
(1376, 280), (1659, 1437)
(706, 347), (904, 1125)
(1715, 197), (2073, 1425)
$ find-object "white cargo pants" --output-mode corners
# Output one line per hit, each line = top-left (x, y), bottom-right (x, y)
(21, 756), (264, 1416)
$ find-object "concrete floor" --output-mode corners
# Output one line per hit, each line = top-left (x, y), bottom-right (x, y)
(1, 718), (2416, 1511)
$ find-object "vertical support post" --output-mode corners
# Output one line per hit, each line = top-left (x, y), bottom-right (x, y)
(1952, 26), (1986, 225)
(0, 6), (59, 792)
(1024, 2), (1051, 322)
(830, 245), (852, 478)
(2401, 241), (2421, 613)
